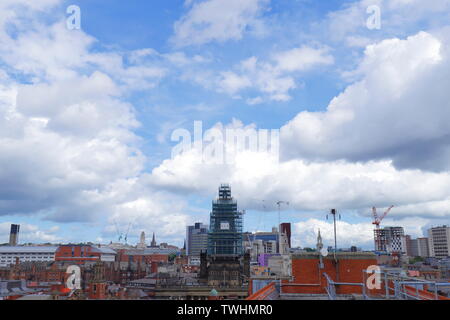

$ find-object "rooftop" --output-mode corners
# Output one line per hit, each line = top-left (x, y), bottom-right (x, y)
(292, 251), (377, 260)
(90, 246), (117, 255)
(0, 246), (58, 254)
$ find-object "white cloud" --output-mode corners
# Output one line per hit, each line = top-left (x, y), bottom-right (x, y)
(0, 222), (62, 243)
(246, 96), (264, 105)
(326, 0), (450, 45)
(149, 119), (450, 220)
(171, 0), (270, 47)
(1, 0), (450, 247)
(150, 126), (444, 246)
(292, 219), (374, 249)
(292, 216), (430, 249)
(392, 200), (450, 219)
(109, 194), (191, 239)
(281, 31), (450, 171)
(148, 27), (450, 237)
(0, 15), (170, 91)
(0, 2), (189, 245)
(273, 46), (334, 72)
(211, 46), (333, 103)
(218, 71), (252, 95)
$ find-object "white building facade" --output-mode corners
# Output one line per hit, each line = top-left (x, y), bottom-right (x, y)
(0, 246), (58, 267)
(428, 226), (450, 259)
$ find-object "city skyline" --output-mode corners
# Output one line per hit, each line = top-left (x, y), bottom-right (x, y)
(1, 1), (450, 250)
(2, 200), (446, 253)
(2, 185), (450, 301)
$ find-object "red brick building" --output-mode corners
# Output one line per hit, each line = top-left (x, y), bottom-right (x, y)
(281, 252), (378, 295)
(55, 245), (116, 264)
(116, 250), (169, 264)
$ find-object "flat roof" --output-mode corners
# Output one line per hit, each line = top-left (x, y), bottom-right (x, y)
(0, 246), (58, 253)
(91, 246), (117, 255)
(17, 294), (53, 300)
(292, 252), (376, 260)
(125, 248), (177, 255)
(129, 278), (157, 284)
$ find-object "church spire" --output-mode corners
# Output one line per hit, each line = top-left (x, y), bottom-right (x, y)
(316, 229), (323, 252)
(151, 232), (157, 247)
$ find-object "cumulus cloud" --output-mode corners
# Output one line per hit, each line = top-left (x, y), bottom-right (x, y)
(292, 219), (374, 249)
(273, 46), (334, 73)
(208, 46), (334, 102)
(149, 120), (450, 218)
(2, 0), (450, 247)
(149, 29), (450, 229)
(0, 1), (190, 241)
(0, 222), (61, 243)
(171, 0), (270, 47)
(292, 216), (430, 249)
(0, 78), (145, 220)
(281, 31), (450, 171)
(107, 192), (191, 242)
(326, 0), (450, 44)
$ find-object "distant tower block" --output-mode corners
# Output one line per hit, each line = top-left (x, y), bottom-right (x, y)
(9, 224), (20, 246)
(280, 222), (292, 248)
(137, 231), (146, 249)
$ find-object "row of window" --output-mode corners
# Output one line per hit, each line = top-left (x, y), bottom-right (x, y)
(0, 256), (54, 261)
(0, 253), (55, 256)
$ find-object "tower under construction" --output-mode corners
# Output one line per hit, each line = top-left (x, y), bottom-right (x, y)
(207, 184), (243, 256)
(200, 184), (249, 288)
(374, 226), (405, 253)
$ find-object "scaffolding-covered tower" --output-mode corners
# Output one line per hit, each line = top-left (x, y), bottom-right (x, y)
(208, 184), (243, 256)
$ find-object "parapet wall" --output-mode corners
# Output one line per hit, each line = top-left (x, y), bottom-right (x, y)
(282, 252), (377, 295)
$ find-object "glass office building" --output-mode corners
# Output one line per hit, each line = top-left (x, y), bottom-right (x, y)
(186, 223), (209, 257)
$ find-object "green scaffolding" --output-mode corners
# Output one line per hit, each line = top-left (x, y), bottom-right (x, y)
(208, 184), (243, 256)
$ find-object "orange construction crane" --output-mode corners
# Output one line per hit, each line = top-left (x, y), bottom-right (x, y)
(372, 205), (394, 229)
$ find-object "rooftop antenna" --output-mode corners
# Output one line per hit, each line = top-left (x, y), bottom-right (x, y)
(326, 209), (340, 262)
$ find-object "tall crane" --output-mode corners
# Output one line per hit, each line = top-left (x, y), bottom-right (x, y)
(372, 205), (394, 229)
(372, 205), (394, 252)
(276, 201), (289, 254)
(114, 220), (123, 243)
(276, 201), (289, 229)
(113, 220), (133, 244)
(124, 222), (132, 244)
(245, 199), (267, 253)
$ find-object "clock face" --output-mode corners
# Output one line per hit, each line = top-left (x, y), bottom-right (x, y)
(220, 222), (230, 230)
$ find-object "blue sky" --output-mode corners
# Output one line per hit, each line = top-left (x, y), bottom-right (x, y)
(0, 0), (450, 249)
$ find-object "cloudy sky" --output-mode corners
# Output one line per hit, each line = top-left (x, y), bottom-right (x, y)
(0, 0), (450, 249)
